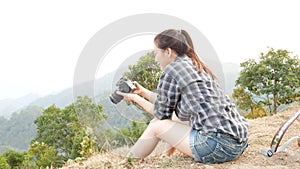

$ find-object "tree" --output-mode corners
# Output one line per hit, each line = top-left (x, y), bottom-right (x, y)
(79, 135), (97, 158)
(100, 51), (160, 149)
(232, 87), (255, 115)
(232, 87), (268, 118)
(33, 104), (75, 160)
(70, 129), (85, 159)
(73, 96), (107, 150)
(123, 51), (162, 122)
(2, 150), (26, 169)
(24, 142), (58, 168)
(73, 96), (106, 135)
(236, 47), (300, 114)
(123, 51), (161, 91)
(33, 96), (106, 166)
(0, 155), (9, 169)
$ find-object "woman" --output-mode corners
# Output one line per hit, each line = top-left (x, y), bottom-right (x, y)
(117, 29), (248, 163)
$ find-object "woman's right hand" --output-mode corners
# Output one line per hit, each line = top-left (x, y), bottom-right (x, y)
(132, 81), (156, 103)
(132, 81), (144, 95)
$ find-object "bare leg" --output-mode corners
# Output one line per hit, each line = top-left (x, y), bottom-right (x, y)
(164, 114), (189, 156)
(171, 113), (189, 125)
(128, 119), (193, 158)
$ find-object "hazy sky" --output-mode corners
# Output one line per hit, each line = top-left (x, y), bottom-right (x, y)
(0, 0), (299, 100)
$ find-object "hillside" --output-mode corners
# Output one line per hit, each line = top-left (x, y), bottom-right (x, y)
(0, 62), (238, 118)
(61, 104), (300, 169)
(0, 94), (39, 118)
(0, 105), (43, 152)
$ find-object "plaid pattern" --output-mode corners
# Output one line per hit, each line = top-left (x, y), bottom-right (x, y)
(154, 56), (248, 142)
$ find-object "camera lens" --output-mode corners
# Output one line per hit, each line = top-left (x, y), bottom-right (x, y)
(109, 90), (124, 104)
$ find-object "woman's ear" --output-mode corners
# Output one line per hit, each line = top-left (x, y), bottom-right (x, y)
(166, 48), (172, 57)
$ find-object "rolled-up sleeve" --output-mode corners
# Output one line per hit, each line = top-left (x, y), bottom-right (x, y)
(154, 72), (180, 120)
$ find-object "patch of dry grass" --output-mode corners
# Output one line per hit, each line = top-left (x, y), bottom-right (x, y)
(61, 104), (300, 169)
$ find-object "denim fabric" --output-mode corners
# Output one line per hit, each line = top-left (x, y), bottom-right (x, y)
(189, 129), (248, 163)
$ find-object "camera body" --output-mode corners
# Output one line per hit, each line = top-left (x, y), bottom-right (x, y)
(109, 77), (136, 104)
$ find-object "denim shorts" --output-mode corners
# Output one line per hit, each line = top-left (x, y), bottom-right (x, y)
(189, 130), (248, 163)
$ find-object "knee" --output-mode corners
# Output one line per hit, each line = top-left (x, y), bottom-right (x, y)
(148, 119), (170, 136)
(148, 119), (160, 131)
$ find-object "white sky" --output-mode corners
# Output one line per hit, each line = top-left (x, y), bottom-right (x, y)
(0, 0), (299, 100)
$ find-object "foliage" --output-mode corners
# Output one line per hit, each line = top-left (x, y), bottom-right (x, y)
(0, 155), (9, 169)
(24, 141), (58, 168)
(232, 87), (255, 114)
(115, 51), (161, 148)
(123, 51), (161, 122)
(123, 51), (162, 91)
(245, 106), (268, 119)
(232, 87), (267, 118)
(70, 129), (85, 159)
(118, 119), (148, 146)
(32, 96), (106, 167)
(103, 118), (148, 149)
(0, 106), (43, 152)
(73, 96), (107, 140)
(79, 136), (97, 158)
(33, 104), (75, 161)
(236, 47), (300, 114)
(2, 149), (26, 169)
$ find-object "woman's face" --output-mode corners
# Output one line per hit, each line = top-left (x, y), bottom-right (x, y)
(154, 45), (173, 70)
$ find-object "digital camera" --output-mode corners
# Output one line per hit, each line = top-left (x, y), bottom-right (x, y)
(109, 77), (136, 104)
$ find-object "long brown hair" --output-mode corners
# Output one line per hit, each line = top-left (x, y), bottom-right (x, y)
(154, 29), (216, 79)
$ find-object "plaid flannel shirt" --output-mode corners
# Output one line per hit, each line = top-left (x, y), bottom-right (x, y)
(154, 55), (248, 142)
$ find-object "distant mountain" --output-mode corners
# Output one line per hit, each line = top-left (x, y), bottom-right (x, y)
(29, 72), (114, 108)
(27, 62), (240, 108)
(0, 105), (43, 152)
(0, 94), (39, 118)
(0, 72), (115, 118)
(222, 62), (240, 94)
(28, 88), (73, 109)
(199, 57), (240, 95)
(0, 62), (240, 118)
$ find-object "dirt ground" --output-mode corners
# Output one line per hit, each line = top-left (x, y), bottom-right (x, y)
(61, 105), (300, 169)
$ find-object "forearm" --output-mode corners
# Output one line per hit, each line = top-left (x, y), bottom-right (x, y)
(133, 94), (154, 115)
(140, 88), (157, 104)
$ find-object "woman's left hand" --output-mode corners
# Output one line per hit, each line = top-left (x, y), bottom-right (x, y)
(116, 91), (137, 102)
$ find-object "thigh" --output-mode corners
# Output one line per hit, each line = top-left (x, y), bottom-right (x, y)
(149, 119), (193, 157)
(171, 113), (189, 125)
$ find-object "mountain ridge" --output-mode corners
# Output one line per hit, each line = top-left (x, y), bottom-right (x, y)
(0, 93), (40, 118)
(0, 62), (240, 118)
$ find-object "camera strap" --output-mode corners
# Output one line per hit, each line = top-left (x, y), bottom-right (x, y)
(260, 109), (300, 157)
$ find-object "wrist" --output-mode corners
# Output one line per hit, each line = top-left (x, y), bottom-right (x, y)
(139, 87), (147, 97)
(131, 94), (140, 103)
